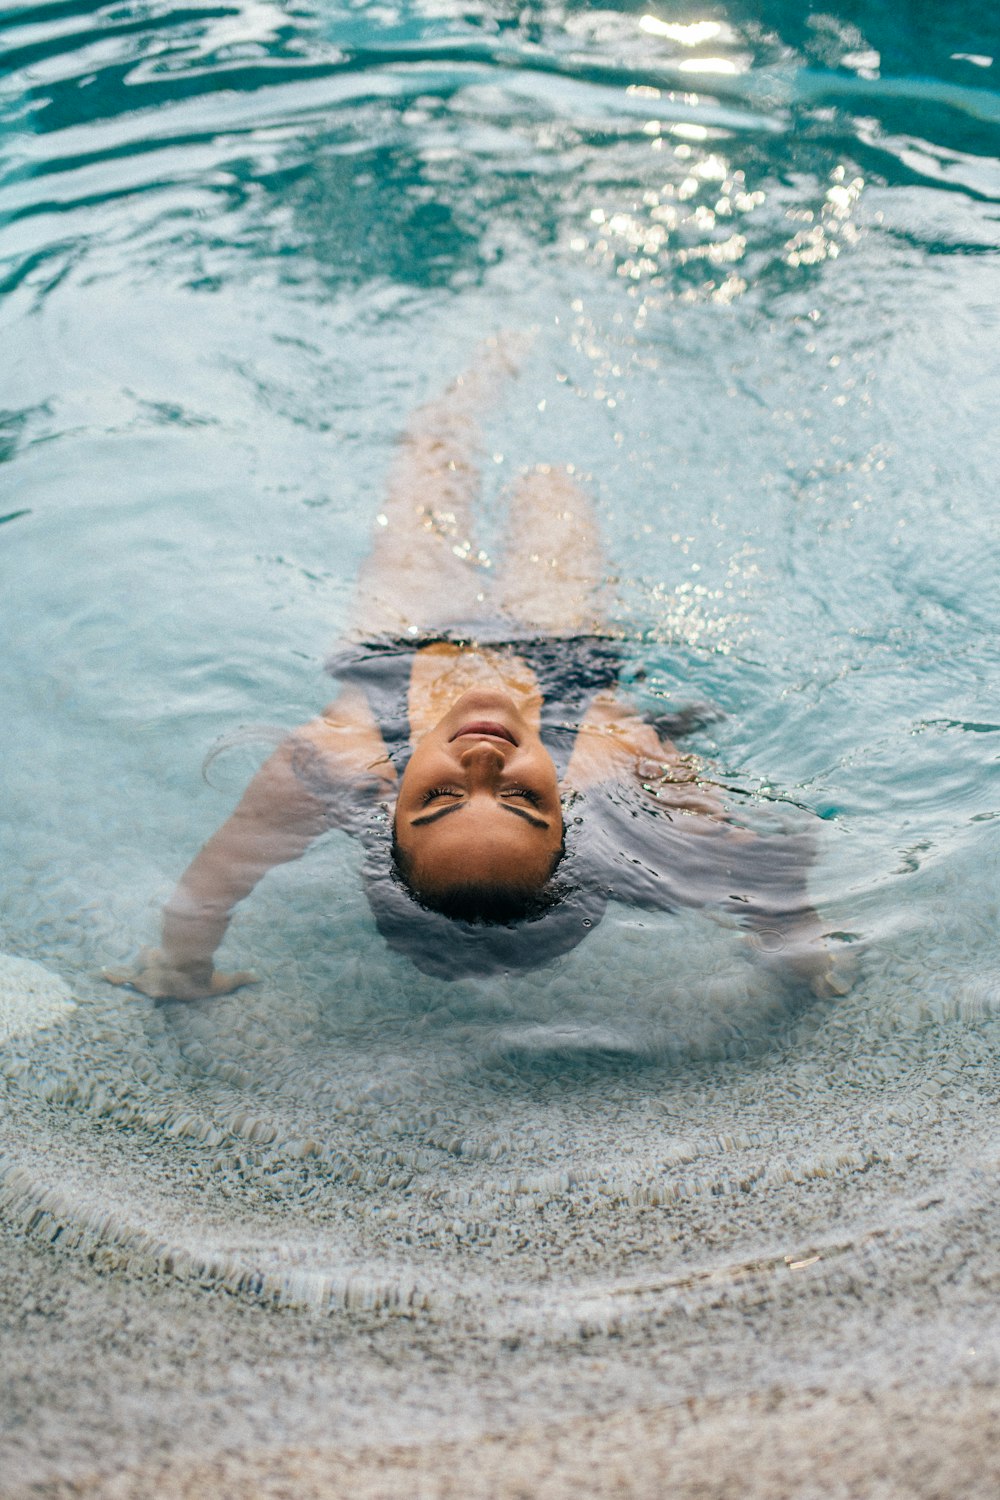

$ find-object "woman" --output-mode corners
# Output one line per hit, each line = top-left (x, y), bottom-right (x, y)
(109, 341), (843, 998)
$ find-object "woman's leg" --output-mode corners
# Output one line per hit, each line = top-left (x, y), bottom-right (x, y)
(347, 339), (521, 639)
(493, 465), (612, 634)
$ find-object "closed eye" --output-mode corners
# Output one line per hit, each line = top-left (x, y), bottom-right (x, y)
(423, 785), (542, 807)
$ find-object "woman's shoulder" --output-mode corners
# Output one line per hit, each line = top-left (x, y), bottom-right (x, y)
(284, 691), (396, 822)
(562, 691), (685, 788)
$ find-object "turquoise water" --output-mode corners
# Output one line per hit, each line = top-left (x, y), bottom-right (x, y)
(2, 0), (1000, 1480)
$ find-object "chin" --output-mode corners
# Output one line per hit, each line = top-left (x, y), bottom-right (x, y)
(452, 686), (520, 712)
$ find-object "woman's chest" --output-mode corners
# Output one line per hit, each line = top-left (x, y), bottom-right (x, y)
(406, 644), (543, 739)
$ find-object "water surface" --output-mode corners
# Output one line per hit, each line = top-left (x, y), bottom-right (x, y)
(2, 0), (999, 1481)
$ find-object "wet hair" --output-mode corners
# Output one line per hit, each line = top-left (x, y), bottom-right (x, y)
(358, 802), (607, 980)
(390, 831), (565, 926)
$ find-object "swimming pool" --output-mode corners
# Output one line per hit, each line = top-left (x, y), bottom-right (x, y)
(2, 1), (999, 1492)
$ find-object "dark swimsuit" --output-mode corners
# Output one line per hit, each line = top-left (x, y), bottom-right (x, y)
(324, 628), (624, 778)
(320, 628), (817, 980)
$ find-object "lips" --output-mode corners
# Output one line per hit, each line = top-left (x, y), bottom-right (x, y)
(449, 720), (517, 745)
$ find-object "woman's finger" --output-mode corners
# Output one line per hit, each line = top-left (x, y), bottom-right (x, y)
(210, 970), (258, 996)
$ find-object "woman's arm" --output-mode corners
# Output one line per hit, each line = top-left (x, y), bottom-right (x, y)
(566, 693), (846, 997)
(564, 691), (722, 813)
(107, 689), (394, 1000)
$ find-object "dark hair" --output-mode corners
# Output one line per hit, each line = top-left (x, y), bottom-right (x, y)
(358, 801), (607, 980)
(390, 832), (565, 926)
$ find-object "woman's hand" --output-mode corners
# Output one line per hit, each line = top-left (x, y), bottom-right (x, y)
(103, 947), (257, 1001)
(793, 942), (855, 999)
(748, 927), (855, 999)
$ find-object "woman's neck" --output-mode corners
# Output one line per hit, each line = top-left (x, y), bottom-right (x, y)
(407, 643), (543, 743)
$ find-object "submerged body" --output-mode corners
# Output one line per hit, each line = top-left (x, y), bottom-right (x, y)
(110, 341), (841, 998)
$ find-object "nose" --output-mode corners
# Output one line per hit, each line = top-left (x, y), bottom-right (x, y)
(458, 739), (506, 787)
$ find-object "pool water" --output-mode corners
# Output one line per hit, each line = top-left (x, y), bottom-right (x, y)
(2, 0), (999, 1488)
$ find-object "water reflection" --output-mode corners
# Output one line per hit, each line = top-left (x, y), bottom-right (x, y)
(3, 0), (996, 316)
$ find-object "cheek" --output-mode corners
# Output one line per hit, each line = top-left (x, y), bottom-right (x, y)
(396, 746), (442, 809)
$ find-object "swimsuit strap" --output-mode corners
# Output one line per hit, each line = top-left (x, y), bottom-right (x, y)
(507, 634), (623, 778)
(323, 637), (415, 761)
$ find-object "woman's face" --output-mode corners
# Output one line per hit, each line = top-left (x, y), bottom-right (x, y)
(394, 688), (564, 894)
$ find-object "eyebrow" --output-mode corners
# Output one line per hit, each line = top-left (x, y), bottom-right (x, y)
(409, 802), (551, 831)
